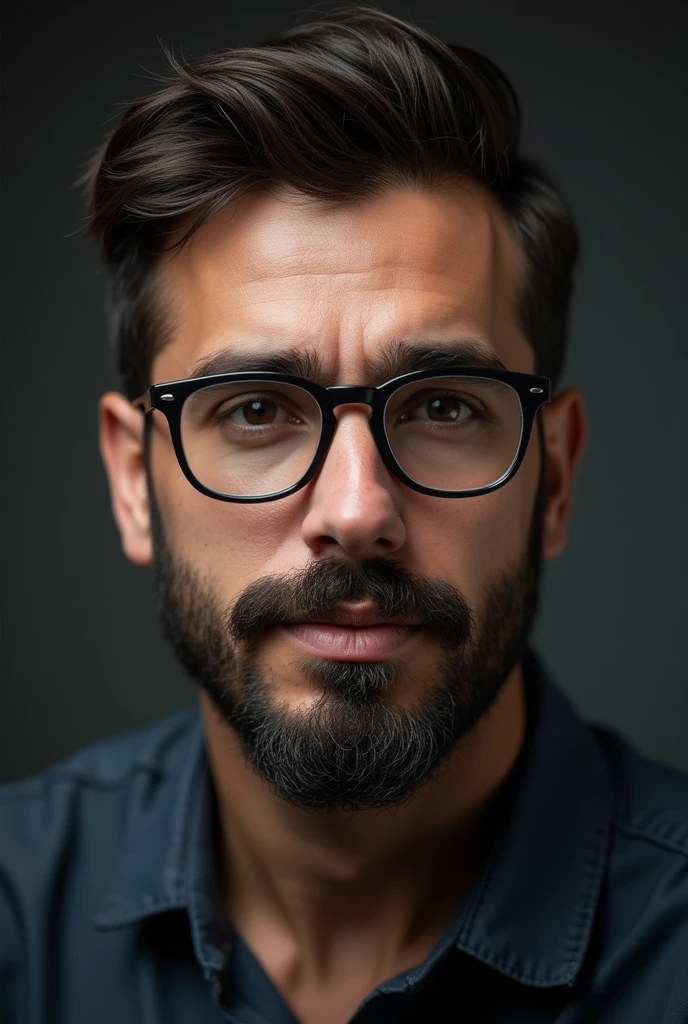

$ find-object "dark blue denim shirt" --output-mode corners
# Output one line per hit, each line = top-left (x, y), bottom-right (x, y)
(2, 649), (688, 1023)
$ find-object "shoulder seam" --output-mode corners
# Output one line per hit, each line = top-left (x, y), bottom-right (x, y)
(613, 817), (688, 860)
(0, 710), (199, 802)
(0, 761), (163, 803)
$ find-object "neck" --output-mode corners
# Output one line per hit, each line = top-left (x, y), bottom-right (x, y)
(199, 660), (526, 982)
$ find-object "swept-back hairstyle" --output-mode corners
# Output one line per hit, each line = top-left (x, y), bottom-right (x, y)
(83, 5), (579, 399)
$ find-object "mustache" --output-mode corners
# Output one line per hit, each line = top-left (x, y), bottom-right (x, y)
(228, 556), (473, 649)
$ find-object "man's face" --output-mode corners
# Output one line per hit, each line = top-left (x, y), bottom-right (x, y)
(101, 182), (583, 812)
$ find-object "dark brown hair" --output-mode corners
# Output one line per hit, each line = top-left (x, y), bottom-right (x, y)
(83, 5), (579, 399)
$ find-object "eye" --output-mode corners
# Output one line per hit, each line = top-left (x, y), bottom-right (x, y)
(400, 393), (476, 424)
(220, 395), (300, 428)
(232, 399), (282, 426)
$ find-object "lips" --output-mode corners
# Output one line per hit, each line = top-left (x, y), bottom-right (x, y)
(282, 602), (422, 659)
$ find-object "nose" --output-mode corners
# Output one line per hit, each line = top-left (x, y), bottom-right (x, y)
(300, 405), (406, 559)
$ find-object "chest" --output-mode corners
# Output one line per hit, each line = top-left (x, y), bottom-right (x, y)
(276, 982), (377, 1024)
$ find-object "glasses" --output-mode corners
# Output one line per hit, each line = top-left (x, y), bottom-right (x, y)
(134, 367), (550, 503)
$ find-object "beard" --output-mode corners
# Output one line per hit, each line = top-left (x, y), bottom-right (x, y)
(148, 449), (545, 814)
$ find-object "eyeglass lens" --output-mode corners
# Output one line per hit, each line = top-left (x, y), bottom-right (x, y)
(179, 377), (523, 498)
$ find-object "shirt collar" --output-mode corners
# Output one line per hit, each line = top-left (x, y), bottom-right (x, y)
(95, 649), (614, 989)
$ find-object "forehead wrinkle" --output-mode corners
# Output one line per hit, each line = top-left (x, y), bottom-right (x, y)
(155, 187), (530, 385)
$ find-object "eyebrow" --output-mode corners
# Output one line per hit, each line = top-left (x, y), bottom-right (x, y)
(189, 337), (507, 386)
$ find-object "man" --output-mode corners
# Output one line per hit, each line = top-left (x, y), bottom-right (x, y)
(1, 6), (687, 1023)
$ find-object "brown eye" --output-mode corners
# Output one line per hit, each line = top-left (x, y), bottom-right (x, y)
(236, 399), (279, 425)
(425, 397), (465, 422)
(399, 394), (473, 424)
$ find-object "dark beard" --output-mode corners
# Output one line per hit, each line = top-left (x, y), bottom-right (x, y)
(148, 452), (545, 813)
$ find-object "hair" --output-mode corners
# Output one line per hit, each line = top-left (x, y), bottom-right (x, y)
(83, 4), (579, 400)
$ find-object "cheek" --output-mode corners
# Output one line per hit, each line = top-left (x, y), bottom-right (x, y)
(152, 430), (298, 591)
(403, 449), (537, 596)
(463, 442), (540, 580)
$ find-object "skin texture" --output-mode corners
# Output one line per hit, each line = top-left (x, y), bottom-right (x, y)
(99, 180), (586, 1024)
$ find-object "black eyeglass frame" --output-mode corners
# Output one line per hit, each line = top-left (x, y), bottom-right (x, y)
(134, 366), (550, 503)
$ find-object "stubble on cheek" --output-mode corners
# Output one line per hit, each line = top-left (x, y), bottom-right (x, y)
(242, 630), (319, 705)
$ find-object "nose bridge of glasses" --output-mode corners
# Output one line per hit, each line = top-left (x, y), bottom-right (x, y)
(326, 385), (377, 411)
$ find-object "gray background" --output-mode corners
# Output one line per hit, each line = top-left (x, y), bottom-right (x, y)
(2, 0), (687, 782)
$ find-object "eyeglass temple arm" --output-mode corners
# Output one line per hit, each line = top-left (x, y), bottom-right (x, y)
(132, 391), (152, 413)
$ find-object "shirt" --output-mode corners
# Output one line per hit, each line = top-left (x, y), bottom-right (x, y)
(1, 648), (687, 1024)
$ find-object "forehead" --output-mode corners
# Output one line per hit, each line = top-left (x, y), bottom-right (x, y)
(154, 181), (533, 382)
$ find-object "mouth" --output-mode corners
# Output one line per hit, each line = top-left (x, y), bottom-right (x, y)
(281, 602), (423, 660)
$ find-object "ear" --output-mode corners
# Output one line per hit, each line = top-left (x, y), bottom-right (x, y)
(541, 387), (588, 561)
(98, 391), (153, 566)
